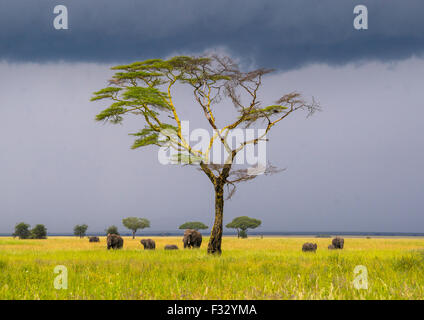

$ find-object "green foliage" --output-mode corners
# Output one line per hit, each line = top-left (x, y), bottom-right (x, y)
(122, 217), (150, 238)
(90, 55), (242, 150)
(226, 216), (262, 231)
(13, 222), (31, 239)
(73, 224), (88, 238)
(30, 224), (47, 239)
(122, 217), (150, 231)
(121, 87), (170, 110)
(242, 105), (288, 126)
(179, 222), (208, 230)
(106, 225), (119, 235)
(170, 153), (205, 164)
(130, 130), (160, 148)
(94, 105), (127, 124)
(226, 216), (262, 238)
(239, 230), (248, 238)
(128, 123), (177, 149)
(90, 87), (122, 101)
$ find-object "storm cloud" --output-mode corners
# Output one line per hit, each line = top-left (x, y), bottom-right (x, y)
(1, 0), (424, 69)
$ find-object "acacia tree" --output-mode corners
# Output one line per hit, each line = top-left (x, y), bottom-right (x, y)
(122, 217), (150, 239)
(226, 216), (262, 238)
(179, 222), (208, 231)
(91, 55), (319, 254)
(74, 224), (88, 238)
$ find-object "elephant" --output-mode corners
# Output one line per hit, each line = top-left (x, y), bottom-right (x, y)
(302, 242), (317, 252)
(328, 244), (336, 250)
(140, 238), (156, 250)
(89, 236), (100, 243)
(182, 229), (202, 248)
(332, 237), (344, 249)
(107, 233), (123, 249)
(164, 244), (178, 250)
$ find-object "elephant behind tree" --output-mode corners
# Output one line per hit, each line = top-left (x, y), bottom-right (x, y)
(107, 233), (124, 249)
(183, 229), (202, 248)
(140, 238), (156, 250)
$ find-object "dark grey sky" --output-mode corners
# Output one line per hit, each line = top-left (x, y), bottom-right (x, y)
(1, 0), (424, 69)
(0, 1), (423, 233)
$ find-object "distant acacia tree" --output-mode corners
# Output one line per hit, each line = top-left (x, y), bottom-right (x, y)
(13, 222), (31, 239)
(179, 222), (208, 231)
(106, 225), (119, 235)
(122, 217), (150, 239)
(91, 55), (319, 254)
(226, 216), (261, 238)
(73, 224), (88, 238)
(31, 224), (47, 239)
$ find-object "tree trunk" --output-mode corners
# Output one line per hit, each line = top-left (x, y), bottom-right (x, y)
(132, 231), (136, 239)
(207, 182), (224, 255)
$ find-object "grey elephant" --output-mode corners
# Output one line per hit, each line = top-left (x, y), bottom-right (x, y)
(89, 236), (99, 243)
(302, 242), (317, 252)
(164, 244), (178, 250)
(183, 229), (202, 248)
(332, 237), (344, 249)
(107, 233), (123, 249)
(328, 244), (336, 250)
(140, 238), (156, 250)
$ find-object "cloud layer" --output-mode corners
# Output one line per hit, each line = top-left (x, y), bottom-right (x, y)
(1, 0), (424, 69)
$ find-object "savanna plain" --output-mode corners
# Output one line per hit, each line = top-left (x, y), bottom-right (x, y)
(0, 236), (423, 300)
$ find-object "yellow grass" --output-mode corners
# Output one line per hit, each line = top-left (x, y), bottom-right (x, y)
(0, 236), (423, 299)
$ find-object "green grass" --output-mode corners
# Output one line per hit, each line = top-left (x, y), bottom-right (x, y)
(0, 236), (423, 299)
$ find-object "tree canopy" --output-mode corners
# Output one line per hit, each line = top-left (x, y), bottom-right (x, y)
(31, 224), (47, 239)
(106, 225), (119, 235)
(226, 216), (262, 238)
(13, 222), (31, 239)
(122, 217), (150, 238)
(179, 222), (208, 230)
(74, 224), (88, 238)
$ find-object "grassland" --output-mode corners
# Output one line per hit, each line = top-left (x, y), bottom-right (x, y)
(0, 236), (423, 299)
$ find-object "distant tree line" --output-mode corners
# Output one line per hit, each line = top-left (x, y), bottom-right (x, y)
(13, 222), (47, 239)
(12, 216), (262, 239)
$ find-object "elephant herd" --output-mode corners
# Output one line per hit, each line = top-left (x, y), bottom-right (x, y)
(89, 233), (345, 252)
(89, 229), (203, 250)
(302, 237), (345, 252)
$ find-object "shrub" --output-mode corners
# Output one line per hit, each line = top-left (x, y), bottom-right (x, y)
(13, 222), (31, 239)
(31, 224), (47, 239)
